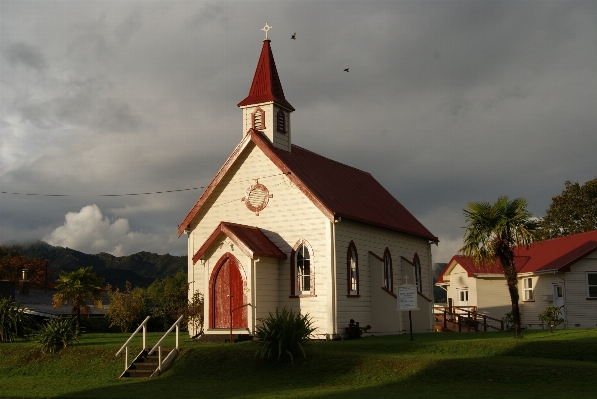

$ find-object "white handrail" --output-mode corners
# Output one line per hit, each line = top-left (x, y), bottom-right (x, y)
(148, 315), (183, 355)
(115, 316), (150, 356)
(147, 315), (183, 372)
(115, 316), (150, 373)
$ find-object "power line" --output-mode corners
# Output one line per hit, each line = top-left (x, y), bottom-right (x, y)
(0, 172), (290, 198)
(0, 187), (204, 197)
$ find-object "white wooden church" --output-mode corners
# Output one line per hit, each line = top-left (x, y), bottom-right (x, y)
(178, 28), (438, 339)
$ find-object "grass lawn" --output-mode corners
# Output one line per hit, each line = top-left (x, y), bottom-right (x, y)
(1, 329), (596, 398)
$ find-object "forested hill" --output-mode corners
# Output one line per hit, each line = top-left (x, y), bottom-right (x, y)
(12, 240), (187, 289)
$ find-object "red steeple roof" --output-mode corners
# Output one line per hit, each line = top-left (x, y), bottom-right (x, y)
(237, 40), (295, 111)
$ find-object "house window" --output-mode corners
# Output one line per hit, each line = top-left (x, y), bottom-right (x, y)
(347, 241), (358, 296)
(459, 290), (469, 302)
(413, 253), (422, 293)
(276, 109), (286, 133)
(523, 277), (534, 301)
(252, 107), (265, 130)
(587, 273), (597, 298)
(383, 248), (393, 292)
(291, 240), (314, 297)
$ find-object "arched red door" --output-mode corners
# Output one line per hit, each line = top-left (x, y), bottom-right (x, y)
(209, 254), (248, 329)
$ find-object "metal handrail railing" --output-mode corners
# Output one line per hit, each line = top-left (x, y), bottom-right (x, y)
(147, 315), (184, 373)
(115, 316), (150, 373)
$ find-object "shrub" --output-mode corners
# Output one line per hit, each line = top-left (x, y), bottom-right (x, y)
(344, 319), (371, 339)
(145, 271), (189, 331)
(188, 290), (204, 338)
(539, 306), (565, 332)
(254, 307), (316, 364)
(36, 317), (78, 353)
(0, 298), (37, 342)
(106, 282), (146, 332)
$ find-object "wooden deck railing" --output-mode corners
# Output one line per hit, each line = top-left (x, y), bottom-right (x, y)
(434, 306), (503, 332)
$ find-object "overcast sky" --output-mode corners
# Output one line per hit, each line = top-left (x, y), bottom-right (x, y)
(1, 1), (596, 263)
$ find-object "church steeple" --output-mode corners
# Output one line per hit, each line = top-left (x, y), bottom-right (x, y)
(238, 25), (294, 152)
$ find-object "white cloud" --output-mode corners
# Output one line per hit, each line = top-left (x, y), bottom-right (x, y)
(43, 204), (174, 256)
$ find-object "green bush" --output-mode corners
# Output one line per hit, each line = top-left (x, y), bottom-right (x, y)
(0, 298), (37, 342)
(145, 271), (189, 331)
(539, 306), (565, 332)
(36, 317), (78, 353)
(254, 307), (316, 364)
(106, 282), (146, 332)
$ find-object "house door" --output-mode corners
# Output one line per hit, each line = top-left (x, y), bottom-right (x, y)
(210, 255), (248, 329)
(553, 284), (565, 319)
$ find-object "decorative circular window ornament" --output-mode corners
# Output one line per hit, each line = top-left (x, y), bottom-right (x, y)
(242, 181), (272, 215)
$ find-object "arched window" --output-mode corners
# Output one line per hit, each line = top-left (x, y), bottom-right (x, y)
(347, 241), (359, 296)
(276, 109), (286, 133)
(291, 240), (314, 297)
(252, 107), (265, 130)
(413, 253), (422, 293)
(383, 248), (393, 292)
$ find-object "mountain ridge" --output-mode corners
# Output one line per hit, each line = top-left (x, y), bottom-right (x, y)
(9, 240), (187, 289)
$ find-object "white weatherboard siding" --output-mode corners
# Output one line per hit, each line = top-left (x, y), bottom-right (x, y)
(334, 219), (433, 334)
(446, 264), (477, 309)
(241, 103), (292, 153)
(475, 277), (510, 329)
(254, 257), (279, 323)
(519, 273), (561, 329)
(564, 253), (597, 328)
(187, 142), (331, 334)
(369, 252), (400, 333)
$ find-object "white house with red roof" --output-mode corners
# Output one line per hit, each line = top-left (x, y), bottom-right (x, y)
(437, 230), (597, 330)
(178, 32), (438, 339)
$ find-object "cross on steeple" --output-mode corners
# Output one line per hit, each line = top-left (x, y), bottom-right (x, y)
(261, 23), (272, 40)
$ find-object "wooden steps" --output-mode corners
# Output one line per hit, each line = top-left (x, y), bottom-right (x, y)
(120, 348), (177, 379)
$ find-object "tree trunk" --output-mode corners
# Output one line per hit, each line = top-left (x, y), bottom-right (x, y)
(498, 241), (522, 338)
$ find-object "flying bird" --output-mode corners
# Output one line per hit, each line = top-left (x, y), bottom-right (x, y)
(291, 32), (296, 40)
(344, 68), (349, 72)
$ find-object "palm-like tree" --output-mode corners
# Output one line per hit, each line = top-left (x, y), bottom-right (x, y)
(460, 197), (537, 338)
(53, 267), (107, 331)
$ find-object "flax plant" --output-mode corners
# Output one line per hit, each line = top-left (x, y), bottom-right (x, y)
(254, 307), (316, 364)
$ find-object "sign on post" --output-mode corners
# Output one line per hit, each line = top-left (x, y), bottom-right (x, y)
(397, 283), (419, 341)
(397, 284), (419, 311)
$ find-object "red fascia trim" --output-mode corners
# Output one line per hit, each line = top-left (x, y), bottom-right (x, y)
(400, 256), (414, 266)
(436, 256), (458, 284)
(540, 242), (597, 273)
(381, 287), (397, 298)
(178, 133), (253, 236)
(334, 212), (438, 242)
(193, 223), (226, 264)
(369, 251), (383, 262)
(418, 292), (432, 302)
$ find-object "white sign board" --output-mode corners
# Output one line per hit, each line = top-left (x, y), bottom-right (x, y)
(397, 284), (419, 311)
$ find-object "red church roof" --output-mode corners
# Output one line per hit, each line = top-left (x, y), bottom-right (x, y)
(437, 230), (597, 283)
(237, 40), (294, 111)
(192, 221), (287, 264)
(179, 129), (438, 242)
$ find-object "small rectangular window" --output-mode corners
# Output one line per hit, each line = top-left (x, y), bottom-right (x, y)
(587, 273), (597, 298)
(523, 277), (534, 301)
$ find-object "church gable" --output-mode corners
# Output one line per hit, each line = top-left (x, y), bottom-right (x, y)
(184, 138), (328, 255)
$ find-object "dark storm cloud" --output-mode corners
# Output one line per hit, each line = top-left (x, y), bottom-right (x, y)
(114, 10), (143, 43)
(1, 1), (596, 262)
(5, 42), (47, 71)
